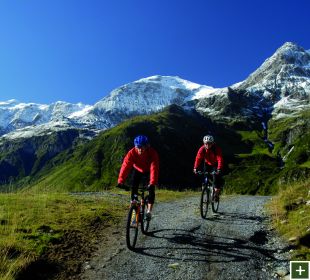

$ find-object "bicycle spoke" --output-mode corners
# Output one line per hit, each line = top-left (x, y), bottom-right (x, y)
(126, 206), (138, 249)
(200, 187), (209, 219)
(141, 196), (150, 234)
(211, 188), (220, 213)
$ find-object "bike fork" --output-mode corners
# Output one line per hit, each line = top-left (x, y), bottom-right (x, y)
(136, 206), (140, 224)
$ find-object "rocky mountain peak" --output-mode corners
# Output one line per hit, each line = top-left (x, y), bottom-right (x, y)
(274, 42), (309, 65)
(227, 42), (310, 119)
(236, 42), (310, 90)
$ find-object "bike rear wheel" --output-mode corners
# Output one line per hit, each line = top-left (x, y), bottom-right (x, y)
(211, 188), (220, 213)
(141, 196), (150, 234)
(126, 205), (139, 250)
(200, 186), (210, 218)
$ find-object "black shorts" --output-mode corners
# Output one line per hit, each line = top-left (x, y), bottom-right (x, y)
(131, 169), (155, 204)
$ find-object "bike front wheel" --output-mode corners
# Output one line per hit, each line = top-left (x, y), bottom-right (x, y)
(141, 197), (150, 234)
(200, 186), (210, 219)
(211, 188), (220, 213)
(126, 205), (139, 250)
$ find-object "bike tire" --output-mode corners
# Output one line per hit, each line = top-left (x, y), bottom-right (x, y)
(211, 188), (220, 213)
(200, 186), (210, 219)
(141, 196), (150, 234)
(126, 205), (139, 250)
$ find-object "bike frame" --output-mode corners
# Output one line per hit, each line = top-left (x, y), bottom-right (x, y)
(197, 170), (219, 218)
(126, 185), (150, 250)
(130, 188), (147, 225)
(197, 170), (216, 188)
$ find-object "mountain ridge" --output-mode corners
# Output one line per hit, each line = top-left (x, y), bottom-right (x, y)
(1, 42), (309, 140)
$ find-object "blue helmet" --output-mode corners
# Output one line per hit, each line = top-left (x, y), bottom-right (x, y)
(134, 135), (149, 147)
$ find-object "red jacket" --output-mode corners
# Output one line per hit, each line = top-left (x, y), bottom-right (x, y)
(118, 146), (159, 185)
(194, 144), (224, 170)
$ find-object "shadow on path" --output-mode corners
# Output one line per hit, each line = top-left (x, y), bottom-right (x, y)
(131, 224), (277, 264)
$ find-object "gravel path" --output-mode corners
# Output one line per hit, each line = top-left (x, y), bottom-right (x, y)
(80, 195), (290, 280)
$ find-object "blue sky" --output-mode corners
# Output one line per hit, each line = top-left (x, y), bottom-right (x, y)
(0, 0), (309, 105)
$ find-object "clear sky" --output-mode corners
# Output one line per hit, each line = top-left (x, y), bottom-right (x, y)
(0, 0), (309, 105)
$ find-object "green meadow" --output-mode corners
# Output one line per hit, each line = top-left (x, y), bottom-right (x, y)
(0, 188), (195, 280)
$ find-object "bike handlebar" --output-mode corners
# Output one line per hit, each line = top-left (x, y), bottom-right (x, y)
(195, 170), (217, 176)
(118, 184), (149, 191)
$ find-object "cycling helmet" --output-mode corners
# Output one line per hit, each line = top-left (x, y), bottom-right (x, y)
(203, 135), (215, 144)
(134, 135), (149, 147)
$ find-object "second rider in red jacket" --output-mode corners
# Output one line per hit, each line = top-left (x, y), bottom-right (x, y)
(193, 134), (224, 200)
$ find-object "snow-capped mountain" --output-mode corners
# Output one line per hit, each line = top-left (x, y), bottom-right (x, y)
(93, 75), (216, 113)
(234, 42), (310, 118)
(0, 100), (91, 137)
(195, 42), (310, 121)
(76, 75), (218, 129)
(0, 76), (219, 139)
(0, 42), (309, 140)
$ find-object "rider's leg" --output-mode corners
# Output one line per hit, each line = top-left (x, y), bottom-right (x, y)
(131, 170), (143, 226)
(146, 185), (155, 220)
(147, 186), (155, 211)
(214, 172), (224, 200)
(131, 169), (142, 201)
(147, 204), (153, 214)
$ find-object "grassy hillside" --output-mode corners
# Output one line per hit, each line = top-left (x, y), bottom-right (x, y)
(223, 110), (310, 195)
(0, 129), (89, 189)
(1, 106), (309, 195)
(28, 105), (216, 191)
(269, 111), (310, 175)
(32, 105), (276, 193)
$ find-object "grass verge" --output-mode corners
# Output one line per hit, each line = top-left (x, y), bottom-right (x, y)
(0, 188), (195, 280)
(266, 178), (310, 260)
(0, 190), (127, 280)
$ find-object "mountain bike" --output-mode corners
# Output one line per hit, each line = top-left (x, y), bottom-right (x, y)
(197, 171), (220, 218)
(126, 185), (150, 250)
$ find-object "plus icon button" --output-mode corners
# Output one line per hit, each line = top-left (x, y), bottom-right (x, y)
(291, 261), (310, 279)
(296, 266), (306, 276)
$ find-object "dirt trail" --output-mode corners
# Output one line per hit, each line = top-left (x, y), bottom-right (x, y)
(79, 195), (290, 280)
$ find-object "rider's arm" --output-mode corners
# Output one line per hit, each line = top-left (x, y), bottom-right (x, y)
(149, 149), (159, 185)
(215, 146), (224, 171)
(194, 146), (205, 170)
(118, 150), (134, 184)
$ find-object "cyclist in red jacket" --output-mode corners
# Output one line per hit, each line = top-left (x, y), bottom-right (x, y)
(117, 135), (159, 220)
(193, 134), (224, 200)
